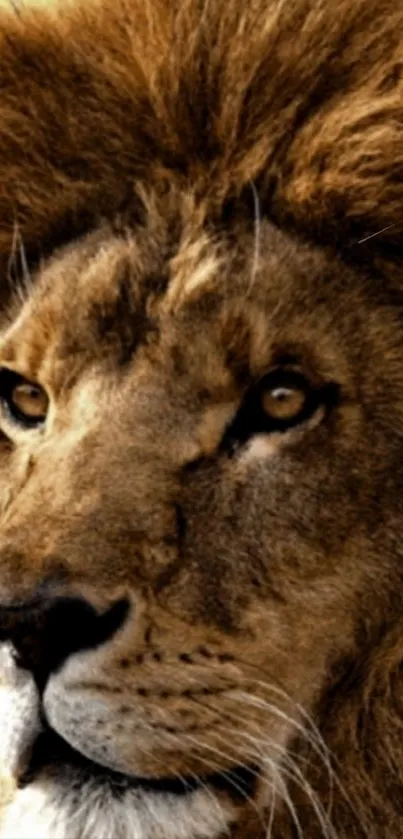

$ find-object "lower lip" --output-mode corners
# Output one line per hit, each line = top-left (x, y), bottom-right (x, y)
(18, 727), (257, 800)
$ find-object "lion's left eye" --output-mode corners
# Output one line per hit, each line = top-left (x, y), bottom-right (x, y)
(0, 370), (49, 428)
(261, 379), (307, 422)
(250, 369), (315, 431)
(221, 369), (328, 452)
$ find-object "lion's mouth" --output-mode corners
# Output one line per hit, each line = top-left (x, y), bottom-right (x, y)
(18, 723), (257, 801)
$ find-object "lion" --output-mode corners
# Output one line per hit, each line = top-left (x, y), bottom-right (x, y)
(0, 0), (403, 836)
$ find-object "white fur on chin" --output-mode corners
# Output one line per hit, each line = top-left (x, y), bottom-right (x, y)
(0, 645), (234, 839)
(0, 778), (233, 839)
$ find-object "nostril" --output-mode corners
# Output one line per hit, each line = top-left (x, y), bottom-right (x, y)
(0, 595), (129, 691)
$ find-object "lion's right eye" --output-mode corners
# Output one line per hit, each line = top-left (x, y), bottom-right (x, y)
(220, 368), (338, 454)
(0, 369), (49, 429)
(261, 378), (308, 422)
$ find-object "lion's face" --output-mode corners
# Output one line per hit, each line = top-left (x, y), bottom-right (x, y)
(1, 187), (403, 837)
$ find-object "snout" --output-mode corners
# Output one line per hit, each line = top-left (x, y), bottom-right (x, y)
(0, 593), (130, 691)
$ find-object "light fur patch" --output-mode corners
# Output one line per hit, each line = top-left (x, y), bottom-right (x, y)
(0, 647), (235, 839)
(0, 778), (233, 839)
(164, 237), (221, 312)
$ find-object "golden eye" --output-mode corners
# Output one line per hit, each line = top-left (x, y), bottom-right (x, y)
(0, 370), (49, 427)
(220, 368), (336, 454)
(262, 384), (307, 421)
(11, 382), (48, 421)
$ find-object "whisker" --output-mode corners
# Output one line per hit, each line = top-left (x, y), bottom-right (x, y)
(273, 768), (305, 839)
(229, 689), (332, 776)
(6, 223), (34, 309)
(186, 688), (308, 768)
(265, 772), (277, 839)
(187, 693), (335, 839)
(245, 735), (337, 839)
(229, 674), (361, 827)
(124, 700), (248, 833)
(165, 665), (337, 824)
(18, 233), (30, 286)
(228, 657), (336, 766)
(357, 221), (401, 244)
(128, 718), (231, 835)
(180, 667), (344, 837)
(248, 181), (261, 294)
(183, 730), (266, 829)
(127, 663), (358, 836)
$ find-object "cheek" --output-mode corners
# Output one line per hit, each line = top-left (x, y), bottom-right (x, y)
(176, 447), (364, 634)
(0, 447), (31, 517)
(233, 595), (358, 728)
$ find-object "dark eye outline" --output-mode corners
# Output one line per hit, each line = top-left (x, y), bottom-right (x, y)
(220, 369), (339, 453)
(0, 368), (48, 430)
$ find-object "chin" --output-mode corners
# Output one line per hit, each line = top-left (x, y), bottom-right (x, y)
(1, 783), (231, 839)
(1, 765), (234, 839)
(0, 724), (242, 839)
(0, 645), (256, 839)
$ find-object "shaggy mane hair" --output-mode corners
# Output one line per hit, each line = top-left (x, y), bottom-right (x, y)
(1, 0), (403, 264)
(0, 1), (403, 837)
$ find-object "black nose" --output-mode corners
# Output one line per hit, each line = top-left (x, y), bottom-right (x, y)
(0, 595), (129, 691)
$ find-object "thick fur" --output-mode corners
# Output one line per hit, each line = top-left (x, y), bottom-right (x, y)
(0, 1), (403, 838)
(1, 0), (403, 260)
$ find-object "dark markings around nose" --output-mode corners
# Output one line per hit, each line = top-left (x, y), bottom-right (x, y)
(0, 595), (130, 691)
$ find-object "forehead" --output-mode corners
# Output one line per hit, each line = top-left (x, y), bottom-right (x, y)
(0, 194), (372, 392)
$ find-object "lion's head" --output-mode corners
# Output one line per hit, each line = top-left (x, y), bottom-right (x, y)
(0, 1), (403, 837)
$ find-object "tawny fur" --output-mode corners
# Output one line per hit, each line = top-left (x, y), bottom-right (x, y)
(1, 0), (403, 261)
(0, 1), (402, 838)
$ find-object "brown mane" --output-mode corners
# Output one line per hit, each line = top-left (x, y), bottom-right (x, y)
(0, 1), (403, 837)
(1, 0), (403, 261)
